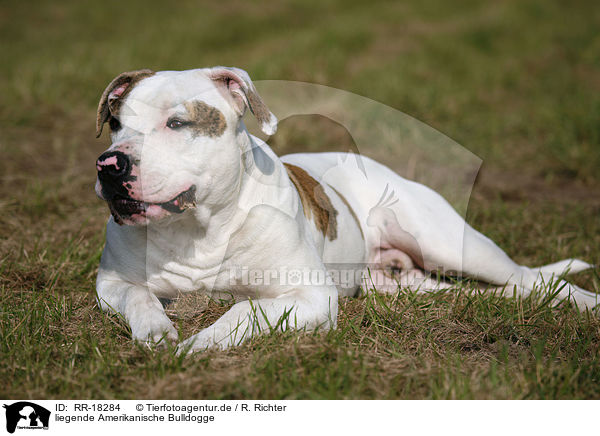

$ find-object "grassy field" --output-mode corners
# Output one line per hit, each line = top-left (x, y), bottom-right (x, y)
(1, 0), (600, 399)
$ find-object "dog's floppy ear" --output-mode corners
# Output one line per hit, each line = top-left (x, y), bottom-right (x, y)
(96, 69), (154, 138)
(208, 66), (277, 136)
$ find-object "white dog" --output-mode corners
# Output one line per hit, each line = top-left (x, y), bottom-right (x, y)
(94, 66), (597, 352)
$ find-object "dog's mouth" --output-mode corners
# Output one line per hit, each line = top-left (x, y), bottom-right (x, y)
(108, 185), (196, 224)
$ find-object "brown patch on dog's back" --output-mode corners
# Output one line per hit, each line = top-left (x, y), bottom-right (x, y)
(185, 101), (227, 138)
(329, 185), (364, 240)
(284, 163), (338, 241)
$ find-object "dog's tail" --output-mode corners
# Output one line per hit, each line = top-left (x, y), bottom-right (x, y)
(532, 258), (594, 278)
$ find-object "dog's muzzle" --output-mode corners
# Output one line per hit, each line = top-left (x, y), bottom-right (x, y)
(96, 150), (196, 224)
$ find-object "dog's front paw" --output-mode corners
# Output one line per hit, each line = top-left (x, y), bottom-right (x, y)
(130, 312), (178, 346)
(176, 327), (232, 355)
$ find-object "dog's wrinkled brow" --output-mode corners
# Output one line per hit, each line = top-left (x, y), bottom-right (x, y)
(184, 101), (227, 138)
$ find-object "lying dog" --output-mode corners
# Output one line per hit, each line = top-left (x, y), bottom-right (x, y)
(94, 66), (597, 352)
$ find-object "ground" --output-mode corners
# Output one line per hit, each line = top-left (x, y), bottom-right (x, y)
(1, 0), (599, 399)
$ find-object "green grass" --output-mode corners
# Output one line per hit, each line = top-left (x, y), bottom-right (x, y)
(3, 285), (600, 399)
(1, 0), (600, 399)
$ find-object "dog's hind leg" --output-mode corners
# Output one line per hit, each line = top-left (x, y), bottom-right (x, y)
(362, 268), (456, 295)
(362, 243), (597, 307)
(362, 247), (455, 295)
(360, 163), (598, 311)
(484, 279), (599, 311)
(457, 223), (599, 310)
(531, 258), (594, 277)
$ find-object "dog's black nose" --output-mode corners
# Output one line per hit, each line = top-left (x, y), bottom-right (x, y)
(96, 151), (132, 199)
(96, 151), (130, 181)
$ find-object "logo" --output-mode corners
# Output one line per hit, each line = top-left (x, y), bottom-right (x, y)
(3, 402), (50, 434)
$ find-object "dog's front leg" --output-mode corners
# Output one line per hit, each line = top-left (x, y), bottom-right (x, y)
(178, 286), (338, 352)
(96, 277), (178, 345)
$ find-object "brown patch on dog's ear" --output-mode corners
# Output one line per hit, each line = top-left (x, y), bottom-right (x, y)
(284, 163), (338, 241)
(96, 69), (155, 138)
(208, 66), (277, 136)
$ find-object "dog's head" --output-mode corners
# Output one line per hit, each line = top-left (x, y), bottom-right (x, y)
(95, 67), (277, 225)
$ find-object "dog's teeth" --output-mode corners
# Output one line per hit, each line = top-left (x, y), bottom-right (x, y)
(177, 190), (196, 210)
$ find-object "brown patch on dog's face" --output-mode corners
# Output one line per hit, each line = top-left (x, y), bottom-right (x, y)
(284, 163), (338, 241)
(184, 101), (227, 138)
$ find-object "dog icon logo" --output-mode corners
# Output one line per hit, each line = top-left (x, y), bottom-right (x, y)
(3, 402), (50, 433)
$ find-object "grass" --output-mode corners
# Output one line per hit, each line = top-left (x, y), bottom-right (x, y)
(1, 0), (600, 399)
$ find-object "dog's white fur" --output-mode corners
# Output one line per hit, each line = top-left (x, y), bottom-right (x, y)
(95, 67), (598, 352)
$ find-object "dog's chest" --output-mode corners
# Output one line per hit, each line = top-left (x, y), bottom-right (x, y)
(143, 242), (233, 297)
(143, 229), (272, 299)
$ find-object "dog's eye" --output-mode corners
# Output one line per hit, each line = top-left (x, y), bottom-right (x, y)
(109, 117), (121, 132)
(167, 119), (186, 130)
